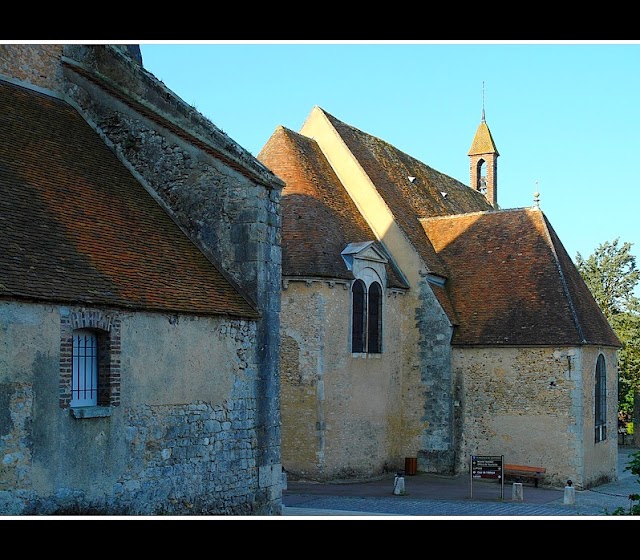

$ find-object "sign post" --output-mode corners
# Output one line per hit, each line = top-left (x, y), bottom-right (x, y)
(470, 455), (504, 500)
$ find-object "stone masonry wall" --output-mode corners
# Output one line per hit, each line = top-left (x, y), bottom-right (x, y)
(455, 346), (577, 487)
(414, 276), (456, 474)
(0, 301), (282, 515)
(579, 345), (619, 488)
(0, 44), (65, 92)
(454, 345), (618, 488)
(280, 280), (406, 480)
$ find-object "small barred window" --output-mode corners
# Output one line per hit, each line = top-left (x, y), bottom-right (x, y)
(71, 329), (98, 407)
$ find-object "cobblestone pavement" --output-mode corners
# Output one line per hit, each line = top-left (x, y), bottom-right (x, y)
(280, 447), (640, 519)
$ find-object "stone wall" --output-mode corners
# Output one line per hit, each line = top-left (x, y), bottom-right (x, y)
(454, 345), (618, 488)
(0, 301), (282, 515)
(0, 44), (65, 92)
(279, 270), (459, 479)
(579, 345), (619, 488)
(280, 280), (406, 480)
(414, 275), (455, 474)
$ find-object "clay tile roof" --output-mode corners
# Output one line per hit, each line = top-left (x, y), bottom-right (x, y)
(258, 126), (408, 289)
(421, 207), (620, 347)
(468, 120), (500, 156)
(0, 79), (259, 318)
(321, 108), (493, 278)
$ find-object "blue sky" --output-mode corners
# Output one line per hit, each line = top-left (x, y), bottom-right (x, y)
(139, 40), (640, 290)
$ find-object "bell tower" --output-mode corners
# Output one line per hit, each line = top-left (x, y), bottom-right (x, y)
(468, 83), (499, 208)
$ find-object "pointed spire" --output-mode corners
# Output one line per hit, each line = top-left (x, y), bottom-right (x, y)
(469, 82), (499, 208)
(469, 82), (498, 156)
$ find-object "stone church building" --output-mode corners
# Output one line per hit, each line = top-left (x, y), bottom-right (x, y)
(0, 43), (624, 519)
(258, 105), (622, 489)
(0, 44), (284, 515)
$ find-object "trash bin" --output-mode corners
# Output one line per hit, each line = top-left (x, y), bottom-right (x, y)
(404, 457), (417, 475)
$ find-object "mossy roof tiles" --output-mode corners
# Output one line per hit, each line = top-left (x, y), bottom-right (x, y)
(259, 125), (407, 289)
(468, 120), (500, 156)
(322, 109), (493, 278)
(262, 106), (620, 348)
(0, 79), (258, 318)
(422, 208), (620, 347)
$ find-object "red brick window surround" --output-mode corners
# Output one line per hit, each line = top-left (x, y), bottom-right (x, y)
(59, 310), (121, 409)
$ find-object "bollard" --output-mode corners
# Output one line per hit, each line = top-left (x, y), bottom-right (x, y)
(563, 479), (575, 505)
(512, 482), (524, 501)
(393, 471), (406, 495)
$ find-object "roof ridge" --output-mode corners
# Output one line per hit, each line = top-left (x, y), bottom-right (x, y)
(538, 213), (587, 343)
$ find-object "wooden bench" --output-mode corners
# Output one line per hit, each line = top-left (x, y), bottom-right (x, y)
(504, 464), (546, 488)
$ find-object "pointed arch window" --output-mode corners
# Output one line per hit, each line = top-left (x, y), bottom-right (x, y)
(595, 354), (607, 443)
(351, 280), (366, 353)
(367, 282), (382, 353)
(476, 159), (487, 194)
(351, 279), (382, 354)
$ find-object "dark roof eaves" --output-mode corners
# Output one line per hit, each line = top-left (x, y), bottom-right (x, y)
(283, 274), (409, 292)
(451, 341), (621, 349)
(0, 293), (261, 320)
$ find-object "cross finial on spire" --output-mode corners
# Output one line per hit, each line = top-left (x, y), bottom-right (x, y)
(481, 81), (486, 122)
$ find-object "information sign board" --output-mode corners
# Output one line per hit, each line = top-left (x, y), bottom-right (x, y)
(469, 455), (504, 500)
(471, 455), (503, 479)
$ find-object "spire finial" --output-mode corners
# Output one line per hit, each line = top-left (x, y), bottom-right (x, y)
(481, 81), (486, 122)
(534, 180), (540, 207)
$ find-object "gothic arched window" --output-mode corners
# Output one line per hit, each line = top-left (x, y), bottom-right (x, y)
(367, 282), (382, 353)
(351, 278), (382, 354)
(595, 354), (607, 443)
(351, 280), (366, 353)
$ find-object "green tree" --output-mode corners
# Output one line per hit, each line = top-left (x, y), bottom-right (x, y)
(576, 239), (640, 417)
(575, 238), (640, 319)
(614, 313), (640, 414)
